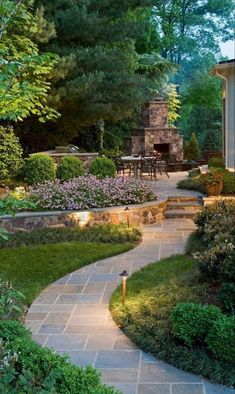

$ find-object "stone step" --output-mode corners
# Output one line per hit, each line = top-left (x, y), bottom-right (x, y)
(167, 201), (202, 210)
(165, 209), (201, 219)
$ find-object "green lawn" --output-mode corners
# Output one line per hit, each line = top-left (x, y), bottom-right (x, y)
(0, 241), (134, 305)
(110, 255), (235, 387)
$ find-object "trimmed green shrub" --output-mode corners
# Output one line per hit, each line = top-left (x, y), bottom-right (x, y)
(171, 302), (222, 347)
(218, 283), (235, 314)
(0, 321), (120, 393)
(89, 157), (116, 179)
(0, 320), (30, 341)
(208, 157), (225, 169)
(56, 156), (83, 181)
(0, 224), (141, 249)
(0, 126), (24, 181)
(184, 133), (200, 161)
(177, 170), (234, 195)
(222, 171), (235, 195)
(177, 176), (205, 193)
(25, 154), (55, 185)
(206, 315), (235, 364)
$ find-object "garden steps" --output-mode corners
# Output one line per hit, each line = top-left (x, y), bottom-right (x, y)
(165, 197), (203, 219)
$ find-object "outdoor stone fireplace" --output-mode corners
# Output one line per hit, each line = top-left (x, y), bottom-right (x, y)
(128, 97), (184, 161)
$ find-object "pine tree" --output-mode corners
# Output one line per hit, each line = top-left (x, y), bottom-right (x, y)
(30, 0), (163, 143)
(184, 133), (200, 161)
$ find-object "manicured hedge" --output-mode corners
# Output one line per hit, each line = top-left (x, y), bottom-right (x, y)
(25, 154), (55, 185)
(0, 224), (141, 249)
(171, 303), (222, 346)
(89, 157), (116, 179)
(56, 156), (83, 181)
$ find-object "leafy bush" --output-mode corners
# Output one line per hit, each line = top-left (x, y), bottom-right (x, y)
(0, 280), (25, 320)
(222, 171), (235, 195)
(218, 283), (235, 314)
(0, 196), (35, 217)
(0, 321), (120, 394)
(171, 302), (222, 347)
(195, 244), (235, 284)
(89, 157), (116, 179)
(184, 133), (200, 161)
(110, 255), (235, 386)
(194, 200), (235, 242)
(177, 170), (234, 195)
(56, 156), (83, 181)
(0, 320), (30, 341)
(206, 315), (235, 364)
(0, 224), (141, 249)
(194, 200), (235, 284)
(30, 176), (156, 210)
(0, 125), (24, 181)
(25, 154), (55, 185)
(208, 157), (225, 169)
(177, 176), (205, 193)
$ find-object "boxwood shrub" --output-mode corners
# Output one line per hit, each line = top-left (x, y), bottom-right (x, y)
(56, 156), (83, 181)
(208, 157), (225, 169)
(171, 302), (222, 347)
(89, 157), (116, 179)
(25, 154), (55, 185)
(206, 315), (235, 364)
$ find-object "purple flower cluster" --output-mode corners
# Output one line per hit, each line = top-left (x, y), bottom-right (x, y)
(30, 176), (157, 211)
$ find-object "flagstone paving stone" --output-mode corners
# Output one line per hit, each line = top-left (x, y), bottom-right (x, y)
(26, 174), (234, 394)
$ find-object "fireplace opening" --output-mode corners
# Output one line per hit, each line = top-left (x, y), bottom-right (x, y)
(154, 143), (170, 154)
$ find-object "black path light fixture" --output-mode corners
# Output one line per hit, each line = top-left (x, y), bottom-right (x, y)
(124, 206), (130, 228)
(119, 270), (129, 305)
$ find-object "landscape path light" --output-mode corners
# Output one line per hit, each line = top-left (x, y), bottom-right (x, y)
(119, 270), (129, 305)
(124, 206), (130, 228)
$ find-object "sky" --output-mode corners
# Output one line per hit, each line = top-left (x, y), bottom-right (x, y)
(220, 40), (235, 59)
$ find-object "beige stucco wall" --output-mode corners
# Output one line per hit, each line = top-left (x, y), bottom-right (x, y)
(225, 70), (235, 171)
(212, 62), (235, 172)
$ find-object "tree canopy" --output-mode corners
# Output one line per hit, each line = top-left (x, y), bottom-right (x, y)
(0, 0), (59, 121)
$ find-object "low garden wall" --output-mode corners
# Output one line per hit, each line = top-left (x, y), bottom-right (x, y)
(0, 200), (167, 232)
(203, 196), (235, 206)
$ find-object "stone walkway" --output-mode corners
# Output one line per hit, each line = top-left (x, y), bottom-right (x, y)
(26, 217), (234, 394)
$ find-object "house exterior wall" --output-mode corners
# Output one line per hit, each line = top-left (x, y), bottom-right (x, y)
(212, 61), (235, 172)
(226, 70), (235, 172)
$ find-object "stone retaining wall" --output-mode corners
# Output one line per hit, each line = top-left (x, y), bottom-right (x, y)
(203, 196), (235, 206)
(0, 200), (167, 232)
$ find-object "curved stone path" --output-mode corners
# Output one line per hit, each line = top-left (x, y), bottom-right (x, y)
(26, 217), (234, 394)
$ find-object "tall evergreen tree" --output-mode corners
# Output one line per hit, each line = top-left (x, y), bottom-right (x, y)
(29, 0), (157, 141)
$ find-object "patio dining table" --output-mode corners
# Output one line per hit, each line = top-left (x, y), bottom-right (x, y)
(121, 156), (167, 178)
(121, 156), (142, 177)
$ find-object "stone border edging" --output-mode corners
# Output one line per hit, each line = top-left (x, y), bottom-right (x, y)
(0, 199), (167, 231)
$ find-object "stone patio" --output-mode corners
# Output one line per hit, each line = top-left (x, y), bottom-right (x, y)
(26, 215), (234, 394)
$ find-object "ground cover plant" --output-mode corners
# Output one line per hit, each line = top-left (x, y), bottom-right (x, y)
(0, 224), (141, 249)
(0, 320), (121, 393)
(177, 168), (235, 195)
(29, 176), (157, 211)
(110, 201), (235, 387)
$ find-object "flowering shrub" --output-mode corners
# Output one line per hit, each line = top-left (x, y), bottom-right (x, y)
(30, 176), (157, 210)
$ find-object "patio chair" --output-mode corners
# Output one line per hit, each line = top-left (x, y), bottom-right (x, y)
(140, 156), (157, 180)
(155, 156), (169, 178)
(114, 157), (133, 177)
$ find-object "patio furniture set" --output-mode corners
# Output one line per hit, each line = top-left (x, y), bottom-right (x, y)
(114, 154), (176, 179)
